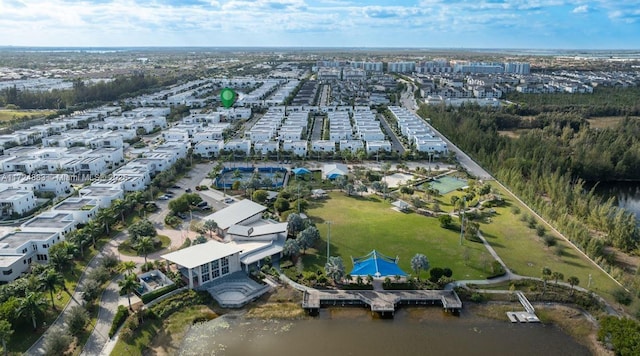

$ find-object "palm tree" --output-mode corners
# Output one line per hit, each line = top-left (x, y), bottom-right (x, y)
(69, 230), (91, 257)
(0, 319), (13, 356)
(136, 236), (155, 264)
(111, 198), (128, 223)
(119, 261), (137, 276)
(567, 276), (580, 296)
(84, 221), (102, 247)
(541, 267), (552, 296)
(366, 275), (374, 285)
(95, 207), (116, 235)
(118, 274), (141, 310)
(203, 219), (218, 239)
(39, 269), (66, 309)
(552, 271), (564, 285)
(48, 244), (74, 271)
(324, 256), (345, 284)
(410, 253), (430, 281)
(17, 292), (47, 330)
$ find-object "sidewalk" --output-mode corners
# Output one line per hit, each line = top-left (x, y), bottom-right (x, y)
(26, 251), (110, 355)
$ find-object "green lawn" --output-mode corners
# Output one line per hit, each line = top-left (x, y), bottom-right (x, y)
(0, 109), (55, 122)
(303, 192), (492, 280)
(480, 183), (622, 302)
(302, 187), (624, 306)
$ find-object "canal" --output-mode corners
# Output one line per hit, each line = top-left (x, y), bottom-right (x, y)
(179, 307), (590, 355)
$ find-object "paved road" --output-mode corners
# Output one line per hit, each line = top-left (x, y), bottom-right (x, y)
(310, 114), (324, 140)
(318, 84), (330, 106)
(423, 121), (493, 180)
(26, 251), (111, 355)
(376, 113), (405, 154)
(77, 163), (229, 355)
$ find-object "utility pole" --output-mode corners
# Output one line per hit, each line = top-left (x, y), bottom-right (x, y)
(326, 221), (332, 264)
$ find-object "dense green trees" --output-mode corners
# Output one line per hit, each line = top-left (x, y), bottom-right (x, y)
(417, 101), (640, 260)
(598, 316), (640, 355)
(0, 73), (177, 110)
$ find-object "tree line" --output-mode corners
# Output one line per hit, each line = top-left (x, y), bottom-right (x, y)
(417, 101), (639, 278)
(0, 73), (180, 110)
(505, 87), (640, 118)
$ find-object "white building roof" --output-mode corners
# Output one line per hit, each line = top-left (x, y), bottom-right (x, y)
(205, 199), (267, 230)
(161, 240), (242, 269)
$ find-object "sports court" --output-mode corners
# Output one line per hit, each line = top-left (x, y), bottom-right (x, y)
(428, 176), (468, 194)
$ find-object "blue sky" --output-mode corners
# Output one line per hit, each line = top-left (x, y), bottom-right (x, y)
(1, 0), (639, 48)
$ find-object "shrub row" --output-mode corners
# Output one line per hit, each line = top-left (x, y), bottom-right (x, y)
(109, 305), (130, 338)
(140, 284), (180, 304)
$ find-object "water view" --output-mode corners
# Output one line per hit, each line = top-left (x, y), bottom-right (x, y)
(179, 308), (589, 356)
(594, 182), (640, 220)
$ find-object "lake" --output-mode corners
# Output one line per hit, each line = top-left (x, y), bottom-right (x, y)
(178, 307), (590, 356)
(593, 182), (640, 220)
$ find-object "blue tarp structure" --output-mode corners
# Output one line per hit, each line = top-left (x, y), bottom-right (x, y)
(292, 167), (311, 175)
(327, 173), (343, 180)
(350, 250), (407, 277)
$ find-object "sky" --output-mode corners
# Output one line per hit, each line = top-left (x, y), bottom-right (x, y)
(1, 0), (640, 49)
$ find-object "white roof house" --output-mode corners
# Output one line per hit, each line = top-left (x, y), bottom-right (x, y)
(227, 222), (288, 241)
(162, 240), (243, 270)
(204, 199), (267, 231)
(322, 163), (348, 179)
(161, 240), (243, 289)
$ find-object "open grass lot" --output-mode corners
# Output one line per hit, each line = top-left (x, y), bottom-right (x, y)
(303, 192), (492, 280)
(586, 116), (636, 129)
(0, 109), (55, 121)
(480, 183), (621, 302)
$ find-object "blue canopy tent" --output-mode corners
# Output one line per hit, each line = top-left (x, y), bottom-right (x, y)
(292, 167), (311, 175)
(350, 250), (407, 278)
(327, 172), (343, 180)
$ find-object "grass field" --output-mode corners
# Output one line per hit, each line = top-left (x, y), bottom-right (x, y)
(304, 192), (493, 280)
(0, 109), (55, 122)
(480, 182), (622, 302)
(586, 116), (635, 129)
(303, 185), (623, 306)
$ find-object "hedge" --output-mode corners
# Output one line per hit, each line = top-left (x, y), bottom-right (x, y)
(140, 283), (180, 304)
(109, 305), (130, 338)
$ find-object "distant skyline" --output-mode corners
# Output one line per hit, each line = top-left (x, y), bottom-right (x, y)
(1, 0), (640, 49)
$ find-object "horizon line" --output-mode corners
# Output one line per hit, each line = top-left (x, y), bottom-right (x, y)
(1, 45), (639, 52)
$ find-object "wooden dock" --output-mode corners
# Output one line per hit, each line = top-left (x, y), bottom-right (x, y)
(302, 289), (462, 315)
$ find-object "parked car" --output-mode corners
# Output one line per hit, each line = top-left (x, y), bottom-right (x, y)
(176, 212), (188, 219)
(224, 198), (235, 204)
(172, 185), (181, 189)
(158, 195), (170, 200)
(201, 206), (212, 211)
(196, 201), (208, 208)
(185, 188), (192, 193)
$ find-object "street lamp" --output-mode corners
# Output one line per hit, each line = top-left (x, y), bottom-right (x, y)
(325, 221), (332, 264)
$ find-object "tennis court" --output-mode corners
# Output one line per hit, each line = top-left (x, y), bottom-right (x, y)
(428, 176), (468, 194)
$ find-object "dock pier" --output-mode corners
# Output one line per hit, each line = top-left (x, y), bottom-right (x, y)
(302, 289), (462, 316)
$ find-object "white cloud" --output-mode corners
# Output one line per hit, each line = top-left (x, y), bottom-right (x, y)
(0, 0), (638, 47)
(572, 5), (588, 13)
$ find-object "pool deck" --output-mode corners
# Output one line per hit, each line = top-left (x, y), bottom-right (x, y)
(302, 289), (462, 315)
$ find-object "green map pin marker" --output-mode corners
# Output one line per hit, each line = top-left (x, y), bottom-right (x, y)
(220, 87), (236, 108)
